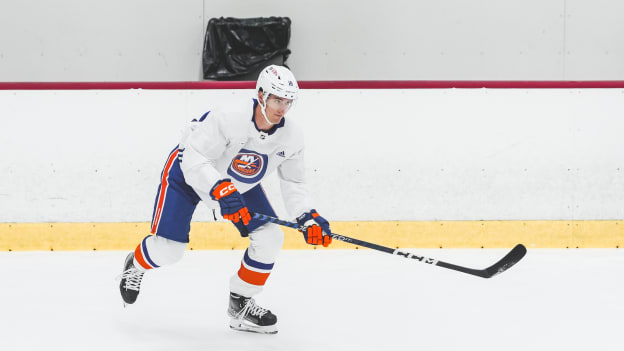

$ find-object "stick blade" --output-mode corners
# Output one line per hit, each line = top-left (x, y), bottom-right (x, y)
(481, 244), (527, 278)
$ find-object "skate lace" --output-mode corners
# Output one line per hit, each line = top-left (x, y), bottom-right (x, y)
(236, 298), (268, 319)
(117, 268), (144, 291)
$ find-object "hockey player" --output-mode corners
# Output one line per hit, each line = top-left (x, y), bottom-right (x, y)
(118, 65), (332, 334)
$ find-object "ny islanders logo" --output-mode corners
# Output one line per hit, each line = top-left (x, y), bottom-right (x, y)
(227, 149), (268, 183)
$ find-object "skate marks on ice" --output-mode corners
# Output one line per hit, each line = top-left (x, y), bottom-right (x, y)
(0, 249), (623, 351)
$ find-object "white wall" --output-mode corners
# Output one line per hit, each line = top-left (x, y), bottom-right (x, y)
(0, 0), (205, 81)
(1, 88), (622, 223)
(0, 0), (623, 81)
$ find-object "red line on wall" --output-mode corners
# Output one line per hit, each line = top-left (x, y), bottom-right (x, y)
(0, 81), (623, 90)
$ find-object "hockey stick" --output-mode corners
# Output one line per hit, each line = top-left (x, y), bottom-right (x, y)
(250, 212), (527, 279)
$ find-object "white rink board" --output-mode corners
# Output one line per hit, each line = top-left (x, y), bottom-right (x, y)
(0, 88), (623, 222)
(0, 249), (622, 351)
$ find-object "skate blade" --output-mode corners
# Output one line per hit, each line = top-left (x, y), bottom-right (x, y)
(229, 318), (278, 334)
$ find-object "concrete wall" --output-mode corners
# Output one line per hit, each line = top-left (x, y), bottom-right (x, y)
(1, 88), (622, 223)
(0, 0), (623, 81)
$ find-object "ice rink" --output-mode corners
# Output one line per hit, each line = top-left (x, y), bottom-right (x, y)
(1, 248), (622, 351)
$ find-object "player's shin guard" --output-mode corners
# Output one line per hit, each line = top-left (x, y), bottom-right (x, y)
(230, 223), (283, 296)
(230, 248), (274, 297)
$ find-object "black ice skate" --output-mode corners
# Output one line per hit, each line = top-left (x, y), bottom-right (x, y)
(118, 252), (145, 307)
(228, 292), (278, 334)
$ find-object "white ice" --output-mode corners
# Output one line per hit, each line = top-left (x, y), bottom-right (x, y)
(0, 248), (622, 351)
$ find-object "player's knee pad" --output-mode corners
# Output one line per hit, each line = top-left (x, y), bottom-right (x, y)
(247, 223), (284, 262)
(136, 235), (187, 269)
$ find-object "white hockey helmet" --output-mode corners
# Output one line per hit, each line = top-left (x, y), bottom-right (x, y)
(256, 65), (299, 102)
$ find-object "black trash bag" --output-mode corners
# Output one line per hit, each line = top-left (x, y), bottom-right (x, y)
(203, 17), (291, 80)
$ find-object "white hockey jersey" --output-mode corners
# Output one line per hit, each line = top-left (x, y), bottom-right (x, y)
(178, 97), (312, 218)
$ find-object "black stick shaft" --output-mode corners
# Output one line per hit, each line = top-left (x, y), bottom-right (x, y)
(249, 211), (526, 279)
(250, 212), (396, 253)
(249, 213), (441, 267)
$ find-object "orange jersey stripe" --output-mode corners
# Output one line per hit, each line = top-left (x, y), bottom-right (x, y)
(151, 149), (179, 233)
(134, 244), (153, 270)
(237, 263), (270, 286)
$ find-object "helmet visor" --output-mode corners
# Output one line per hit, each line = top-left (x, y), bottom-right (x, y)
(266, 95), (294, 112)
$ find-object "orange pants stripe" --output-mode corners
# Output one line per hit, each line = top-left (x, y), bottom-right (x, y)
(151, 149), (179, 234)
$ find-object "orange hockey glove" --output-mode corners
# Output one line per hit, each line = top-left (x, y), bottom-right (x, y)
(296, 210), (332, 247)
(210, 179), (251, 225)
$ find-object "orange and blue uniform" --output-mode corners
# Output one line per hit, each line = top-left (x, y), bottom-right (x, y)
(135, 97), (315, 297)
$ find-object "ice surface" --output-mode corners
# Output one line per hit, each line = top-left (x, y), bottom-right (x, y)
(0, 248), (622, 351)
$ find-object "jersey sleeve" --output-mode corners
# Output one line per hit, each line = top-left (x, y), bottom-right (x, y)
(278, 147), (313, 219)
(178, 112), (227, 201)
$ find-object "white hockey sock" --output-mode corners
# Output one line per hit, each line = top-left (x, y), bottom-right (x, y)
(230, 273), (264, 297)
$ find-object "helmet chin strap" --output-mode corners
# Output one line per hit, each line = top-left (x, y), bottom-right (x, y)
(259, 97), (276, 126)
